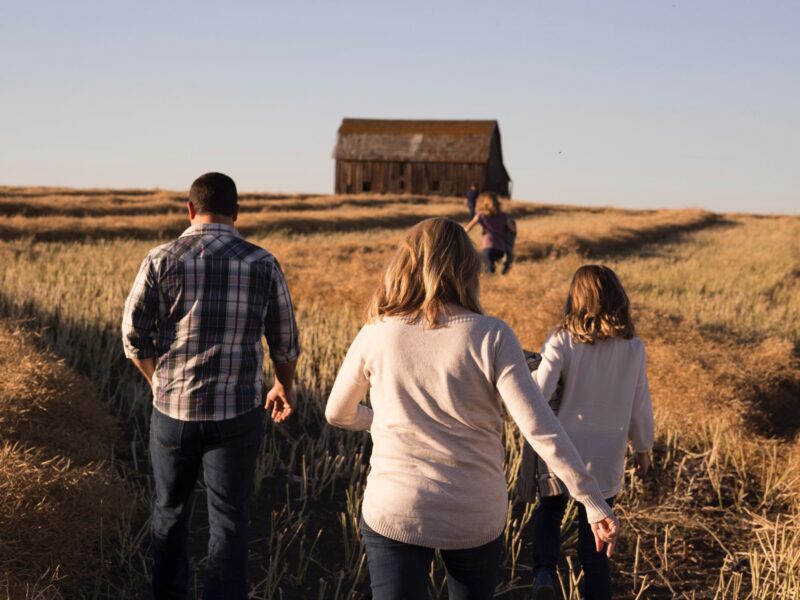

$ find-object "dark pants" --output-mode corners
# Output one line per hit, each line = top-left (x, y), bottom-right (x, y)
(149, 407), (266, 600)
(466, 191), (479, 219)
(531, 495), (616, 600)
(482, 248), (506, 274)
(361, 521), (503, 600)
(502, 250), (513, 274)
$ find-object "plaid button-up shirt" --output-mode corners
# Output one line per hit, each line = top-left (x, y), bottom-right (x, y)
(122, 223), (300, 421)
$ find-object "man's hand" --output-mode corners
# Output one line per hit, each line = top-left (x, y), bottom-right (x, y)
(590, 514), (620, 558)
(266, 359), (297, 423)
(265, 382), (293, 422)
(634, 451), (651, 478)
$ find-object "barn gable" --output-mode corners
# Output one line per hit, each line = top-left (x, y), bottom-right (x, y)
(335, 119), (497, 163)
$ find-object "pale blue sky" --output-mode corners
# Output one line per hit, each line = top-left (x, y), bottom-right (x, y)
(1, 1), (798, 213)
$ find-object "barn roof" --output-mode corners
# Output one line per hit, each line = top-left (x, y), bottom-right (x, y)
(335, 119), (499, 163)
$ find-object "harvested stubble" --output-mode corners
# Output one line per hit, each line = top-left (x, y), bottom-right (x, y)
(0, 321), (134, 599)
(0, 186), (797, 598)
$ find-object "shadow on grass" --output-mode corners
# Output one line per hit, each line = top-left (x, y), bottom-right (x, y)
(748, 377), (800, 440)
(514, 213), (732, 263)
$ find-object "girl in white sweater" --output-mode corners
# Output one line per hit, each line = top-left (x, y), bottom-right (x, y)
(325, 218), (619, 600)
(528, 265), (654, 600)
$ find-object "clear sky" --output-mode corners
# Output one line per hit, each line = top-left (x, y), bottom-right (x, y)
(1, 1), (798, 213)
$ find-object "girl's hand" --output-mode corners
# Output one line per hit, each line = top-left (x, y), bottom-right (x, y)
(634, 451), (651, 477)
(591, 514), (620, 558)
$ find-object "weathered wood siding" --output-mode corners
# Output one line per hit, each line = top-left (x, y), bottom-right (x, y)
(336, 161), (488, 196)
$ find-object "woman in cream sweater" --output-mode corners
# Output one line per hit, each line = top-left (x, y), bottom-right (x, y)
(325, 217), (619, 600)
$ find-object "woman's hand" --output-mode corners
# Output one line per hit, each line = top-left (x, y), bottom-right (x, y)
(590, 514), (620, 558)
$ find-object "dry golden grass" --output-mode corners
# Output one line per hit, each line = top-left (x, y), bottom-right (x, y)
(0, 187), (448, 218)
(0, 201), (477, 241)
(0, 186), (712, 246)
(0, 185), (797, 598)
(0, 321), (134, 599)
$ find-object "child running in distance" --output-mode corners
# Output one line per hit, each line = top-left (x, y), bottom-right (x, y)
(465, 192), (516, 274)
(528, 265), (654, 600)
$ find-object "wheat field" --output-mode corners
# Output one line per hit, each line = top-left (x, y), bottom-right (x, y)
(0, 187), (797, 599)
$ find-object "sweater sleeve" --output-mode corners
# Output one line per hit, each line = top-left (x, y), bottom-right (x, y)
(325, 327), (373, 431)
(494, 322), (613, 522)
(628, 343), (655, 452)
(534, 330), (566, 402)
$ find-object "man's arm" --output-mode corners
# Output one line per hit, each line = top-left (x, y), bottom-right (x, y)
(122, 255), (160, 383)
(263, 260), (301, 422)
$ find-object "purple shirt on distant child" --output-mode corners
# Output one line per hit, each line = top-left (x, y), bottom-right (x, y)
(478, 213), (509, 252)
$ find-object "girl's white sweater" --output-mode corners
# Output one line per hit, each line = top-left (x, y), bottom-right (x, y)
(535, 329), (655, 498)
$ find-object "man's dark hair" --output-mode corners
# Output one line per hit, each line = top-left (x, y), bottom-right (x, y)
(189, 172), (238, 216)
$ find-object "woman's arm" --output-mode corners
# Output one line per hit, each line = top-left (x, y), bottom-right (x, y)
(325, 330), (374, 431)
(494, 326), (619, 553)
(506, 216), (517, 233)
(464, 214), (480, 233)
(494, 326), (613, 521)
(534, 331), (566, 402)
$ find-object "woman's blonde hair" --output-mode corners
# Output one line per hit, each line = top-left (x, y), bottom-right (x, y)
(367, 217), (483, 327)
(561, 265), (635, 344)
(478, 192), (501, 216)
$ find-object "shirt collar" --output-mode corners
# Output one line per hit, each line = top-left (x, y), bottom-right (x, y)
(179, 222), (242, 239)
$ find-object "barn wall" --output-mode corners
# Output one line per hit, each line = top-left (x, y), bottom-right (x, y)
(485, 130), (510, 197)
(485, 154), (510, 197)
(336, 160), (486, 196)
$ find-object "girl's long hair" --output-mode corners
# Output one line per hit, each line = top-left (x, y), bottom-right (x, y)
(478, 192), (501, 216)
(367, 217), (483, 327)
(561, 265), (635, 344)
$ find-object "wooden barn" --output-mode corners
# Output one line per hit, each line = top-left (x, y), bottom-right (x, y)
(333, 118), (512, 197)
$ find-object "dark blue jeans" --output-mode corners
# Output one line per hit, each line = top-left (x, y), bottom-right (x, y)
(482, 248), (506, 274)
(530, 495), (616, 600)
(149, 407), (266, 600)
(361, 521), (504, 600)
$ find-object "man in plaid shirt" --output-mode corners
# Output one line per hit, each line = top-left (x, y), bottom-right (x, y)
(122, 172), (300, 600)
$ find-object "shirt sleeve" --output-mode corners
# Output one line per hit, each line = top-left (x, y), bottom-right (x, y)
(121, 254), (160, 359)
(264, 259), (301, 364)
(493, 322), (613, 523)
(629, 344), (655, 452)
(325, 327), (373, 431)
(534, 330), (566, 402)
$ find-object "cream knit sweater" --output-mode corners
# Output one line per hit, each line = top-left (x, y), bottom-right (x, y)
(325, 311), (613, 550)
